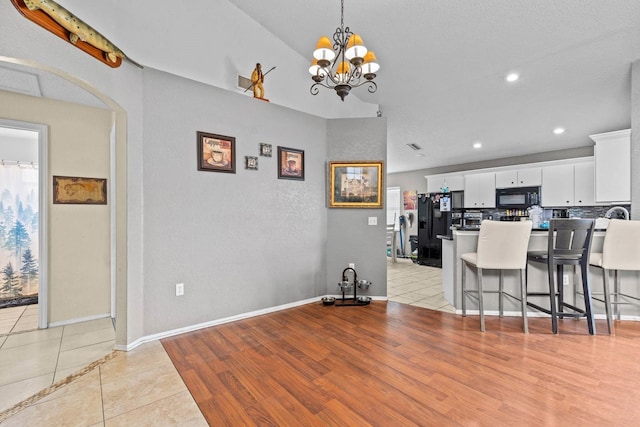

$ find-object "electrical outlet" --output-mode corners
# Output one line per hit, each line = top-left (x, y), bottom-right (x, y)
(368, 217), (377, 225)
(176, 283), (184, 296)
(349, 263), (355, 269)
(563, 275), (569, 286)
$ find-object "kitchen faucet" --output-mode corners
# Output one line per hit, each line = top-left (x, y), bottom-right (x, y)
(605, 206), (629, 220)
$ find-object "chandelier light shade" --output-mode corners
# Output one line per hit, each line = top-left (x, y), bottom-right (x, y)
(308, 0), (380, 101)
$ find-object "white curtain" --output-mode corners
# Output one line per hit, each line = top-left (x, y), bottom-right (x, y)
(0, 164), (39, 299)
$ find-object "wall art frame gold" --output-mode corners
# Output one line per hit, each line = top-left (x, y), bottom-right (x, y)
(328, 161), (384, 208)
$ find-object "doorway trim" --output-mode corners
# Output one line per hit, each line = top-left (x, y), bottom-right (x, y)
(0, 118), (48, 328)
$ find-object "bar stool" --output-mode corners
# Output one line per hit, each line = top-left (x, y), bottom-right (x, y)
(461, 220), (533, 332)
(587, 219), (640, 335)
(526, 219), (595, 334)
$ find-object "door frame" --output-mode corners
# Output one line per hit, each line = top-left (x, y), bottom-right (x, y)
(0, 118), (48, 329)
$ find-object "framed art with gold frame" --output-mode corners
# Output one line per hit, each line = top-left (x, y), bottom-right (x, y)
(328, 161), (384, 208)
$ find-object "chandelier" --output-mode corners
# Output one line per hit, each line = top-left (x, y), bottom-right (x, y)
(308, 0), (380, 101)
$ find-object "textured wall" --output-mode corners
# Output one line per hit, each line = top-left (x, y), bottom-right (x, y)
(631, 60), (640, 221)
(326, 118), (388, 297)
(141, 69), (329, 335)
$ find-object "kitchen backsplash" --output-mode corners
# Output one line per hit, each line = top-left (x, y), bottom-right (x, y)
(479, 205), (631, 221)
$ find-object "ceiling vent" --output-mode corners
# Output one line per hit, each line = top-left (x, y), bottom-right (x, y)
(406, 143), (422, 151)
(0, 66), (41, 97)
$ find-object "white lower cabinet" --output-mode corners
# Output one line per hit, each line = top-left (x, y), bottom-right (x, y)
(464, 172), (495, 208)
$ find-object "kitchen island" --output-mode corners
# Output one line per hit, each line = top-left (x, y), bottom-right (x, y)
(440, 227), (640, 321)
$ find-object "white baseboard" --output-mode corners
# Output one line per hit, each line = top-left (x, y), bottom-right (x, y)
(49, 313), (111, 328)
(118, 295), (366, 351)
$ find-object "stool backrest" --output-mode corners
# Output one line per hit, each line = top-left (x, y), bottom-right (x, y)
(548, 219), (594, 263)
(476, 220), (532, 269)
(602, 219), (640, 270)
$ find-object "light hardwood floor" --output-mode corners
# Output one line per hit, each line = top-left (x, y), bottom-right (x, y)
(163, 301), (640, 426)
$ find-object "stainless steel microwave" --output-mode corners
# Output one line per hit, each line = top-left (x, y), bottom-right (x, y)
(495, 186), (540, 209)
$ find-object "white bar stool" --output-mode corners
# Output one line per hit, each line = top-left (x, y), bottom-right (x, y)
(461, 220), (533, 332)
(588, 219), (640, 335)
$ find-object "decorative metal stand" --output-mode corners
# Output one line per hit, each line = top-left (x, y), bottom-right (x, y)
(322, 267), (372, 307)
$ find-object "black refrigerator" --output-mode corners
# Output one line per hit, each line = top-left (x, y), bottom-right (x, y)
(417, 192), (463, 267)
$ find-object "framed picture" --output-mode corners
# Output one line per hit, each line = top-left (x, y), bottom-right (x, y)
(53, 176), (107, 205)
(245, 156), (258, 170)
(277, 146), (304, 181)
(259, 143), (272, 157)
(197, 131), (235, 173)
(328, 161), (384, 208)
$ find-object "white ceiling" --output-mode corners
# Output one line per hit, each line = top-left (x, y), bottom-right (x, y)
(5, 1), (640, 174)
(226, 0), (640, 172)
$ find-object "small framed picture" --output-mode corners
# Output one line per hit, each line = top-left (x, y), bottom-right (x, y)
(53, 176), (107, 204)
(245, 156), (258, 170)
(259, 143), (272, 157)
(277, 147), (304, 181)
(197, 131), (236, 173)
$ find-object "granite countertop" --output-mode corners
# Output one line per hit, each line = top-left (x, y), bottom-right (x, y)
(452, 226), (607, 232)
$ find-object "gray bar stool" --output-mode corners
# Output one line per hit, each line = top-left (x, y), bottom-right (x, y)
(526, 218), (596, 334)
(587, 219), (640, 335)
(461, 220), (533, 332)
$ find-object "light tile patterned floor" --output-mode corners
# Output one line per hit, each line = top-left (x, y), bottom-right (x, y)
(387, 257), (455, 312)
(0, 315), (115, 415)
(0, 261), (450, 425)
(0, 305), (39, 335)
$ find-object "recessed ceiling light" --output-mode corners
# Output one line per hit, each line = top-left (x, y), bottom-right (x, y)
(416, 153), (425, 158)
(553, 127), (565, 135)
(506, 73), (519, 83)
(473, 142), (482, 149)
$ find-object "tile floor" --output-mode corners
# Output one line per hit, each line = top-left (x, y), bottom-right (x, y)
(0, 304), (39, 335)
(0, 312), (115, 417)
(387, 257), (456, 312)
(0, 260), (450, 425)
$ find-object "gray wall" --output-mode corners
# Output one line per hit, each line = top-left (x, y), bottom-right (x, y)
(142, 69), (329, 335)
(326, 118), (388, 296)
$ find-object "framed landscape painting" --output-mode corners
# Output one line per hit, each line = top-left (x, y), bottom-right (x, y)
(328, 161), (384, 208)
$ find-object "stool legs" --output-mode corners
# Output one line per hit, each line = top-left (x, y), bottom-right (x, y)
(478, 268), (485, 332)
(602, 269), (614, 335)
(519, 269), (529, 334)
(580, 260), (596, 335)
(462, 261), (467, 317)
(547, 262), (559, 334)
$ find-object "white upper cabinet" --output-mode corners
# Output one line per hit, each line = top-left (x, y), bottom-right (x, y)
(425, 174), (464, 193)
(495, 168), (541, 188)
(542, 164), (574, 206)
(542, 162), (596, 207)
(464, 172), (496, 208)
(590, 129), (631, 203)
(574, 162), (595, 206)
